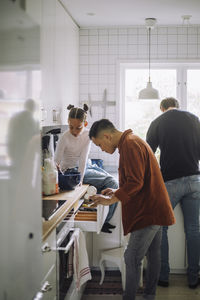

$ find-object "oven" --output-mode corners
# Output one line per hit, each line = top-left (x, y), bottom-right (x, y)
(49, 205), (77, 300)
(56, 218), (78, 300)
(42, 200), (68, 221)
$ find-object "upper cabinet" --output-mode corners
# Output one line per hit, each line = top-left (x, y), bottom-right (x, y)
(41, 0), (80, 126)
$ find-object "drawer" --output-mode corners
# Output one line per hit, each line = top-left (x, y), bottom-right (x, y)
(42, 229), (56, 279)
(40, 264), (57, 300)
(74, 204), (109, 234)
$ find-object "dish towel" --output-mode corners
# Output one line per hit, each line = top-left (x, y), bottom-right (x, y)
(67, 242), (74, 278)
(73, 228), (92, 290)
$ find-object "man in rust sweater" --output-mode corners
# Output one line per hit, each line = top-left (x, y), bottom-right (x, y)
(89, 119), (175, 300)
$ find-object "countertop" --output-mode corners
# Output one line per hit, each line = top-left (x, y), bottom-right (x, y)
(42, 184), (89, 241)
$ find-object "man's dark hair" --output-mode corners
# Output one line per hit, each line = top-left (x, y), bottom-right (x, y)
(89, 119), (116, 139)
(160, 97), (180, 110)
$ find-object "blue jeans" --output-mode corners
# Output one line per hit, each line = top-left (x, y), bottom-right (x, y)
(83, 162), (118, 222)
(123, 225), (162, 300)
(160, 175), (200, 285)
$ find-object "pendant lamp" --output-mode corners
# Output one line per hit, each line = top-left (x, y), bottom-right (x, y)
(138, 18), (160, 99)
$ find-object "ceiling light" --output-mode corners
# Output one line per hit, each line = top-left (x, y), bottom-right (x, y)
(138, 18), (160, 100)
(181, 15), (192, 25)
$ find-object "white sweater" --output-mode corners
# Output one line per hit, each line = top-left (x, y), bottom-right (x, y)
(54, 128), (91, 181)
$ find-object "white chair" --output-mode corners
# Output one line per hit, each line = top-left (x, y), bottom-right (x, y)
(99, 209), (143, 290)
(99, 245), (127, 290)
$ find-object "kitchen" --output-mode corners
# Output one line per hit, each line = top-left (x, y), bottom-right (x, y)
(0, 0), (200, 299)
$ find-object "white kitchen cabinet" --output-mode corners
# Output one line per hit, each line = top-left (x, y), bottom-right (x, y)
(34, 229), (57, 300)
(40, 264), (57, 300)
(92, 202), (122, 267)
(34, 265), (57, 300)
(42, 229), (57, 281)
(41, 0), (79, 126)
(168, 203), (187, 273)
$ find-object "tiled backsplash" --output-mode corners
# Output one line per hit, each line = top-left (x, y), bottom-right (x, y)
(79, 26), (200, 166)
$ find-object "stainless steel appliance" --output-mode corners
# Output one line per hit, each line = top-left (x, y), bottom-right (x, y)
(42, 125), (68, 157)
(42, 200), (67, 221)
(56, 220), (76, 300)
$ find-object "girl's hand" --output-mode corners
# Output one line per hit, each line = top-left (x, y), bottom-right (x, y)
(56, 163), (61, 172)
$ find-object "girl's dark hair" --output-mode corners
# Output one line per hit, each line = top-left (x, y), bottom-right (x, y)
(67, 104), (89, 122)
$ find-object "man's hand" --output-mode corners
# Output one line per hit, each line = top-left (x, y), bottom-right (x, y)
(89, 193), (119, 207)
(89, 194), (111, 207)
(101, 188), (117, 196)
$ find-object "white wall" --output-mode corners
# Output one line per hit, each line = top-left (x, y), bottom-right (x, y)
(79, 25), (200, 167)
(41, 0), (79, 126)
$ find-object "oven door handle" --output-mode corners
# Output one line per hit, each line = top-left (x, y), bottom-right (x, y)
(53, 228), (79, 254)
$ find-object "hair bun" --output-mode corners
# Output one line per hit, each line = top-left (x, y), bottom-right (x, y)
(67, 104), (74, 110)
(83, 103), (89, 112)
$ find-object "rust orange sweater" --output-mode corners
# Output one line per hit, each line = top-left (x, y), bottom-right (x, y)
(115, 129), (175, 235)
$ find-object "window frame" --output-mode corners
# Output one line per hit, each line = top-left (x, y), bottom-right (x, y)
(117, 61), (200, 130)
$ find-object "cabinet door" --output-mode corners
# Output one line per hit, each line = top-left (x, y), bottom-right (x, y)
(40, 264), (57, 300)
(42, 229), (56, 280)
(168, 204), (186, 272)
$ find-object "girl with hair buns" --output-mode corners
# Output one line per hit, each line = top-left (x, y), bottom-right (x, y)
(55, 104), (90, 182)
(54, 104), (118, 233)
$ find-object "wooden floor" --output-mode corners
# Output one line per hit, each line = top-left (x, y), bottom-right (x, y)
(81, 274), (200, 300)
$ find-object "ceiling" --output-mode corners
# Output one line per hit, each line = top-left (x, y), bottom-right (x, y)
(61, 0), (200, 27)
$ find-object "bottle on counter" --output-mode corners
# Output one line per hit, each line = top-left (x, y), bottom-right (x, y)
(42, 157), (59, 195)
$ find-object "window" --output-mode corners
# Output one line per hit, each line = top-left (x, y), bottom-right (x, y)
(125, 68), (176, 139)
(187, 69), (200, 117)
(119, 63), (200, 140)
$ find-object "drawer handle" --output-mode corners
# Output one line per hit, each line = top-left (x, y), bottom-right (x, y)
(42, 243), (51, 253)
(41, 281), (52, 293)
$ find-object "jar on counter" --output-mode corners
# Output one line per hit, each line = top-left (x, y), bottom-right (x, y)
(42, 158), (59, 195)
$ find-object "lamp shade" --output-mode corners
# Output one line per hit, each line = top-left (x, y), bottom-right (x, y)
(138, 18), (160, 100)
(138, 81), (160, 99)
